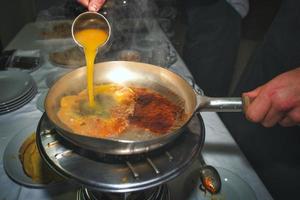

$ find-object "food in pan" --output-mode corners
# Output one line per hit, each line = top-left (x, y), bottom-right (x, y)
(49, 47), (85, 67)
(40, 22), (72, 39)
(57, 83), (186, 138)
(57, 84), (136, 138)
(129, 87), (185, 133)
(19, 133), (61, 184)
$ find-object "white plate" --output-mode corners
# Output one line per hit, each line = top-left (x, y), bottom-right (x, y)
(0, 84), (36, 108)
(184, 167), (257, 200)
(35, 20), (73, 40)
(0, 71), (34, 104)
(47, 45), (85, 69)
(3, 125), (64, 188)
(0, 86), (37, 115)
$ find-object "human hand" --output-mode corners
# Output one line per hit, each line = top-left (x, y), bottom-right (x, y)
(243, 67), (300, 127)
(77, 0), (106, 12)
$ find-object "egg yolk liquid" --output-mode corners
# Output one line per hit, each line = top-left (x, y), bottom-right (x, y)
(74, 29), (108, 107)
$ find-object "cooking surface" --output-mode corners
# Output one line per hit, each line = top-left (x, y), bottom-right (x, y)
(0, 9), (272, 200)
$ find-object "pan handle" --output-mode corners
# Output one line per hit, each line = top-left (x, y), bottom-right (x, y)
(196, 96), (248, 112)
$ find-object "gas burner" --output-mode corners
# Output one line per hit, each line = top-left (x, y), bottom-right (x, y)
(36, 113), (205, 193)
(77, 184), (170, 200)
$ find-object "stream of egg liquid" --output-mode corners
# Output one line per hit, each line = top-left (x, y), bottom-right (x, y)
(74, 29), (109, 107)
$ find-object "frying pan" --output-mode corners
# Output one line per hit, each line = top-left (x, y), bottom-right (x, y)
(45, 61), (246, 155)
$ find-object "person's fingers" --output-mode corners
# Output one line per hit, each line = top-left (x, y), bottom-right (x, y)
(279, 107), (300, 127)
(77, 0), (89, 7)
(243, 85), (263, 99)
(242, 86), (263, 112)
(243, 68), (300, 127)
(279, 116), (295, 127)
(288, 107), (300, 124)
(244, 87), (271, 123)
(261, 105), (284, 127)
(88, 0), (106, 12)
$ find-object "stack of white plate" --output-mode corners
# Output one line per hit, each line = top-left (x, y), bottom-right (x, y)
(0, 71), (37, 115)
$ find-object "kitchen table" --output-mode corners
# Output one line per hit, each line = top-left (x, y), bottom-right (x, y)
(0, 18), (272, 200)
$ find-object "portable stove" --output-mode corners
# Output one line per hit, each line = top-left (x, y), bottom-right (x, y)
(36, 113), (205, 200)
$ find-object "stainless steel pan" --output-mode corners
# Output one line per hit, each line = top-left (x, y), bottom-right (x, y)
(45, 61), (246, 155)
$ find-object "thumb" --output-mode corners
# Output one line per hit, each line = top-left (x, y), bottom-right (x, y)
(242, 85), (263, 114)
(88, 0), (106, 12)
(243, 85), (263, 99)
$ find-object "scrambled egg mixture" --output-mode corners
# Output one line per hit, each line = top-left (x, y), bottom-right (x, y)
(57, 83), (186, 139)
(57, 84), (135, 138)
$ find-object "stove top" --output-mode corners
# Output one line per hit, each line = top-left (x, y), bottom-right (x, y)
(36, 113), (205, 193)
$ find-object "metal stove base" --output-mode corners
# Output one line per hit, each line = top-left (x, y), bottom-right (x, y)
(77, 185), (170, 200)
(36, 113), (205, 193)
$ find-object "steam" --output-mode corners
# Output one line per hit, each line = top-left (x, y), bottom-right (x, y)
(105, 0), (177, 67)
